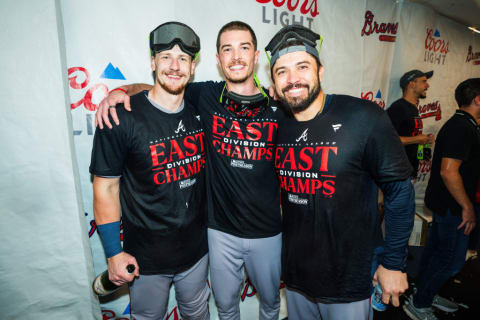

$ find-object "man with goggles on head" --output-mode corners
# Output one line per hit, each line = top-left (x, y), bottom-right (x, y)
(90, 22), (209, 320)
(266, 25), (415, 319)
(96, 21), (284, 320)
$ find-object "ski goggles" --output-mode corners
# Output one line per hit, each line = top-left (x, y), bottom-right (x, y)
(149, 22), (200, 59)
(265, 25), (322, 68)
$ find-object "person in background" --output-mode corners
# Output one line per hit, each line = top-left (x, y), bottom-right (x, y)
(387, 70), (435, 179)
(404, 78), (480, 320)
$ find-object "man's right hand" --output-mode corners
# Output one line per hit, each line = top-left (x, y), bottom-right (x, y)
(458, 206), (476, 235)
(417, 133), (434, 144)
(107, 251), (140, 286)
(95, 90), (131, 129)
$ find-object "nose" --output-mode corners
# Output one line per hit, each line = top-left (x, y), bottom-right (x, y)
(233, 47), (241, 61)
(170, 57), (180, 71)
(286, 69), (299, 84)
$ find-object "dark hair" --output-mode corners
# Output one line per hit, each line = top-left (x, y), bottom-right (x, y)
(455, 78), (480, 107)
(216, 21), (257, 52)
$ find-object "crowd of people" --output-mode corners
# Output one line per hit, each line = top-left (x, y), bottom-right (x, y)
(90, 20), (480, 320)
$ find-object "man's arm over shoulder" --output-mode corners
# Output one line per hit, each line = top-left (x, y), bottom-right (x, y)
(96, 83), (152, 129)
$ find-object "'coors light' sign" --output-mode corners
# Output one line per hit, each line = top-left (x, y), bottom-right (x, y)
(259, 0), (318, 30)
(424, 28), (449, 65)
(361, 10), (398, 42)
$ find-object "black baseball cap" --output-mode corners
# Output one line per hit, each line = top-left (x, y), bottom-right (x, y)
(400, 70), (433, 89)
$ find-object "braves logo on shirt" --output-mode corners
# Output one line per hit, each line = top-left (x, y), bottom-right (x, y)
(296, 129), (309, 142)
(174, 120), (186, 134)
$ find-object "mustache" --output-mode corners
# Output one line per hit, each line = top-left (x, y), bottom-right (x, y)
(228, 59), (247, 67)
(282, 83), (309, 94)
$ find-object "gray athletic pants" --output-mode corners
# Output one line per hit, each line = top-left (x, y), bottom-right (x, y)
(129, 254), (210, 320)
(286, 287), (373, 320)
(208, 228), (282, 320)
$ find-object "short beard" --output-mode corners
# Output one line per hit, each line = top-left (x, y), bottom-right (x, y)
(226, 73), (250, 84)
(160, 82), (185, 95)
(276, 81), (321, 114)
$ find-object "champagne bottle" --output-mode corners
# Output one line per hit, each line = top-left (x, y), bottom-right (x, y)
(93, 264), (135, 296)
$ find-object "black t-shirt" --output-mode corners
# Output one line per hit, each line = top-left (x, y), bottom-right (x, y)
(184, 81), (284, 238)
(90, 92), (208, 274)
(275, 95), (412, 302)
(387, 98), (423, 177)
(425, 110), (480, 216)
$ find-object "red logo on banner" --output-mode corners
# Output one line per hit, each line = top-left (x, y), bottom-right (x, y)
(361, 11), (398, 42)
(424, 29), (449, 65)
(259, 0), (318, 29)
(361, 90), (386, 109)
(466, 45), (480, 65)
(102, 309), (129, 320)
(257, 0), (319, 17)
(418, 101), (442, 121)
(68, 66), (109, 111)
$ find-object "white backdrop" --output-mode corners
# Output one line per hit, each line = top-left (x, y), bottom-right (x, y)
(62, 0), (480, 318)
(3, 0), (478, 319)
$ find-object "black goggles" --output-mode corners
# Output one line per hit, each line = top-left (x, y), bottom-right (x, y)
(265, 25), (321, 66)
(149, 22), (200, 58)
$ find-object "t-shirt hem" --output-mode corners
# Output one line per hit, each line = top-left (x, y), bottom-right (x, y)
(137, 249), (208, 275)
(284, 282), (371, 303)
(207, 225), (281, 239)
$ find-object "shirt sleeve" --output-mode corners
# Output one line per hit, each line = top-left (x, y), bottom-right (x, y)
(380, 179), (415, 271)
(387, 105), (407, 135)
(89, 107), (130, 176)
(439, 122), (473, 162)
(184, 82), (212, 109)
(363, 110), (413, 183)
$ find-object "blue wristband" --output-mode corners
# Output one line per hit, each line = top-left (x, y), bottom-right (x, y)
(97, 221), (122, 258)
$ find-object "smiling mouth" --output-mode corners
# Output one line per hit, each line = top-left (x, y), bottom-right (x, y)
(165, 73), (183, 80)
(283, 84), (308, 95)
(229, 64), (246, 71)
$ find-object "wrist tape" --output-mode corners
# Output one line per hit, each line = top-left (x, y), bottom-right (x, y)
(97, 221), (122, 258)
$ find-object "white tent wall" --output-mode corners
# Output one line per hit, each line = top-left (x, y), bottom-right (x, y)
(1, 0), (479, 319)
(0, 0), (100, 319)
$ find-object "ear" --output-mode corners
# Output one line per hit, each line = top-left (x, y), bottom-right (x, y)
(318, 65), (325, 82)
(254, 49), (260, 65)
(474, 95), (480, 105)
(151, 55), (156, 72)
(216, 53), (220, 66)
(190, 60), (197, 76)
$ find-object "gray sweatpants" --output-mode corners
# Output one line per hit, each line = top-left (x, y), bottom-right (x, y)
(208, 228), (282, 320)
(129, 254), (210, 320)
(286, 287), (373, 320)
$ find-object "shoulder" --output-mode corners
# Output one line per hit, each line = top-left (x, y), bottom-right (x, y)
(330, 94), (384, 117)
(188, 80), (225, 92)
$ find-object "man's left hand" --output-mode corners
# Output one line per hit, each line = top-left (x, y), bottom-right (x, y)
(373, 264), (408, 307)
